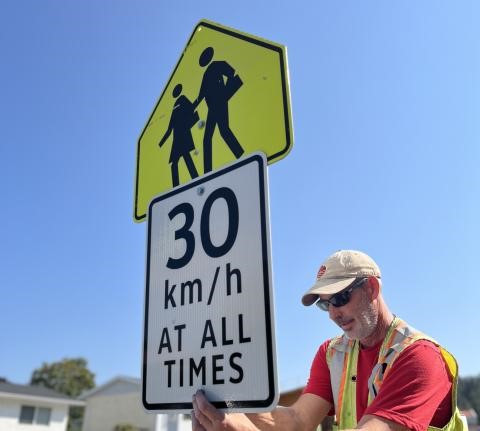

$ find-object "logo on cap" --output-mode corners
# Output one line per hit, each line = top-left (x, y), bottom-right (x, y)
(317, 265), (326, 279)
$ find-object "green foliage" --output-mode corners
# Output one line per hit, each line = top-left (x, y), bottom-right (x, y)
(30, 358), (95, 431)
(458, 375), (480, 423)
(30, 357), (95, 397)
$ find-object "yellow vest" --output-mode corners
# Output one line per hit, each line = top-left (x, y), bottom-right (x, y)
(326, 316), (467, 431)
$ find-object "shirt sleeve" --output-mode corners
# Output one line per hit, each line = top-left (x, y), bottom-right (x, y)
(364, 340), (452, 431)
(303, 340), (335, 415)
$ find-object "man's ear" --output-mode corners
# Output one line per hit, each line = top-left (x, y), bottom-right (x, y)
(366, 277), (380, 300)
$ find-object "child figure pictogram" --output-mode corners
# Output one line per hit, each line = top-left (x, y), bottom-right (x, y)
(158, 84), (200, 187)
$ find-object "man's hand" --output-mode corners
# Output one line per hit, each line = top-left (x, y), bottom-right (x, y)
(192, 390), (259, 431)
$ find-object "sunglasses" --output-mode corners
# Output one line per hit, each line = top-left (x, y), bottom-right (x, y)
(315, 278), (368, 311)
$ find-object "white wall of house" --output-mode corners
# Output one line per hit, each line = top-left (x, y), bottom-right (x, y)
(81, 377), (192, 431)
(82, 391), (155, 431)
(0, 397), (68, 431)
(172, 414), (191, 431)
(155, 414), (191, 431)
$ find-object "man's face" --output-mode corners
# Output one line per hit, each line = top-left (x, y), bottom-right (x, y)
(321, 283), (378, 340)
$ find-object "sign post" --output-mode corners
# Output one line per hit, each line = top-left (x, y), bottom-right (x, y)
(142, 153), (278, 413)
(134, 19), (293, 221)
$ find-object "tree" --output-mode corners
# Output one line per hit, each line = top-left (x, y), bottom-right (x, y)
(459, 375), (480, 424)
(30, 358), (95, 431)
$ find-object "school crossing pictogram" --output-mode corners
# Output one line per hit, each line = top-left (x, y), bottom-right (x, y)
(134, 19), (293, 222)
(158, 46), (245, 187)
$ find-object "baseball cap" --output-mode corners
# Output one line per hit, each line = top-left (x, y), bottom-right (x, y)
(301, 250), (381, 306)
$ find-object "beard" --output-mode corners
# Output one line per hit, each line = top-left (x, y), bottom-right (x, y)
(343, 290), (378, 340)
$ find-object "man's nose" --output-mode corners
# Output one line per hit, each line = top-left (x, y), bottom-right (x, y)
(328, 304), (342, 320)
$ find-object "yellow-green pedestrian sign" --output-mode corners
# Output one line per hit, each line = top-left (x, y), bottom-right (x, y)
(134, 19), (293, 222)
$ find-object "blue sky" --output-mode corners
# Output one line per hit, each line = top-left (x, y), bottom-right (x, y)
(1, 0), (479, 393)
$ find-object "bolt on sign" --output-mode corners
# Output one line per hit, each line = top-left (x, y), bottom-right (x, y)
(134, 19), (293, 222)
(142, 153), (278, 413)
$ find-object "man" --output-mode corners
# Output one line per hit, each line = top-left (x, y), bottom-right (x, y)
(192, 250), (466, 431)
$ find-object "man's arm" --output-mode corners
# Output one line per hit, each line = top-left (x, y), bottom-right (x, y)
(192, 391), (331, 431)
(249, 393), (332, 431)
(351, 415), (409, 431)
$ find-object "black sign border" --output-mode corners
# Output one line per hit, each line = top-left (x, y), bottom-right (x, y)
(142, 153), (277, 412)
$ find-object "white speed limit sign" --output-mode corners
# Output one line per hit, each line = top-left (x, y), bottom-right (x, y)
(142, 153), (278, 413)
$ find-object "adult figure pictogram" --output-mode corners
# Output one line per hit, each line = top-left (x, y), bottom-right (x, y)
(194, 46), (245, 173)
(158, 84), (199, 187)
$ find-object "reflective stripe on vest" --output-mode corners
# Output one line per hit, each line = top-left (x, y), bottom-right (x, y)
(326, 316), (467, 431)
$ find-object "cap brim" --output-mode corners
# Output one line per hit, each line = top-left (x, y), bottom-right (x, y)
(301, 277), (356, 306)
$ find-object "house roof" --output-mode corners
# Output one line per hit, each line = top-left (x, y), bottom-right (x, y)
(0, 382), (84, 406)
(79, 375), (140, 400)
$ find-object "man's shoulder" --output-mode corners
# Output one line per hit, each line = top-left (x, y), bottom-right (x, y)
(402, 338), (442, 356)
(391, 338), (445, 375)
(314, 338), (338, 358)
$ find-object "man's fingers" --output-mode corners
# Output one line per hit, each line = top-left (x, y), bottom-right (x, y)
(195, 391), (225, 422)
(192, 392), (259, 431)
(192, 391), (213, 429)
(193, 406), (212, 429)
(193, 390), (226, 429)
(191, 409), (207, 431)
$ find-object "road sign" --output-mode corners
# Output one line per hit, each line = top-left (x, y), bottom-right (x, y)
(134, 19), (293, 222)
(142, 153), (278, 413)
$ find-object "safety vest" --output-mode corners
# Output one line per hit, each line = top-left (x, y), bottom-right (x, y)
(326, 316), (467, 431)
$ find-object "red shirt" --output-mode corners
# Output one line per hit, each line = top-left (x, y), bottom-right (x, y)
(303, 339), (452, 431)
